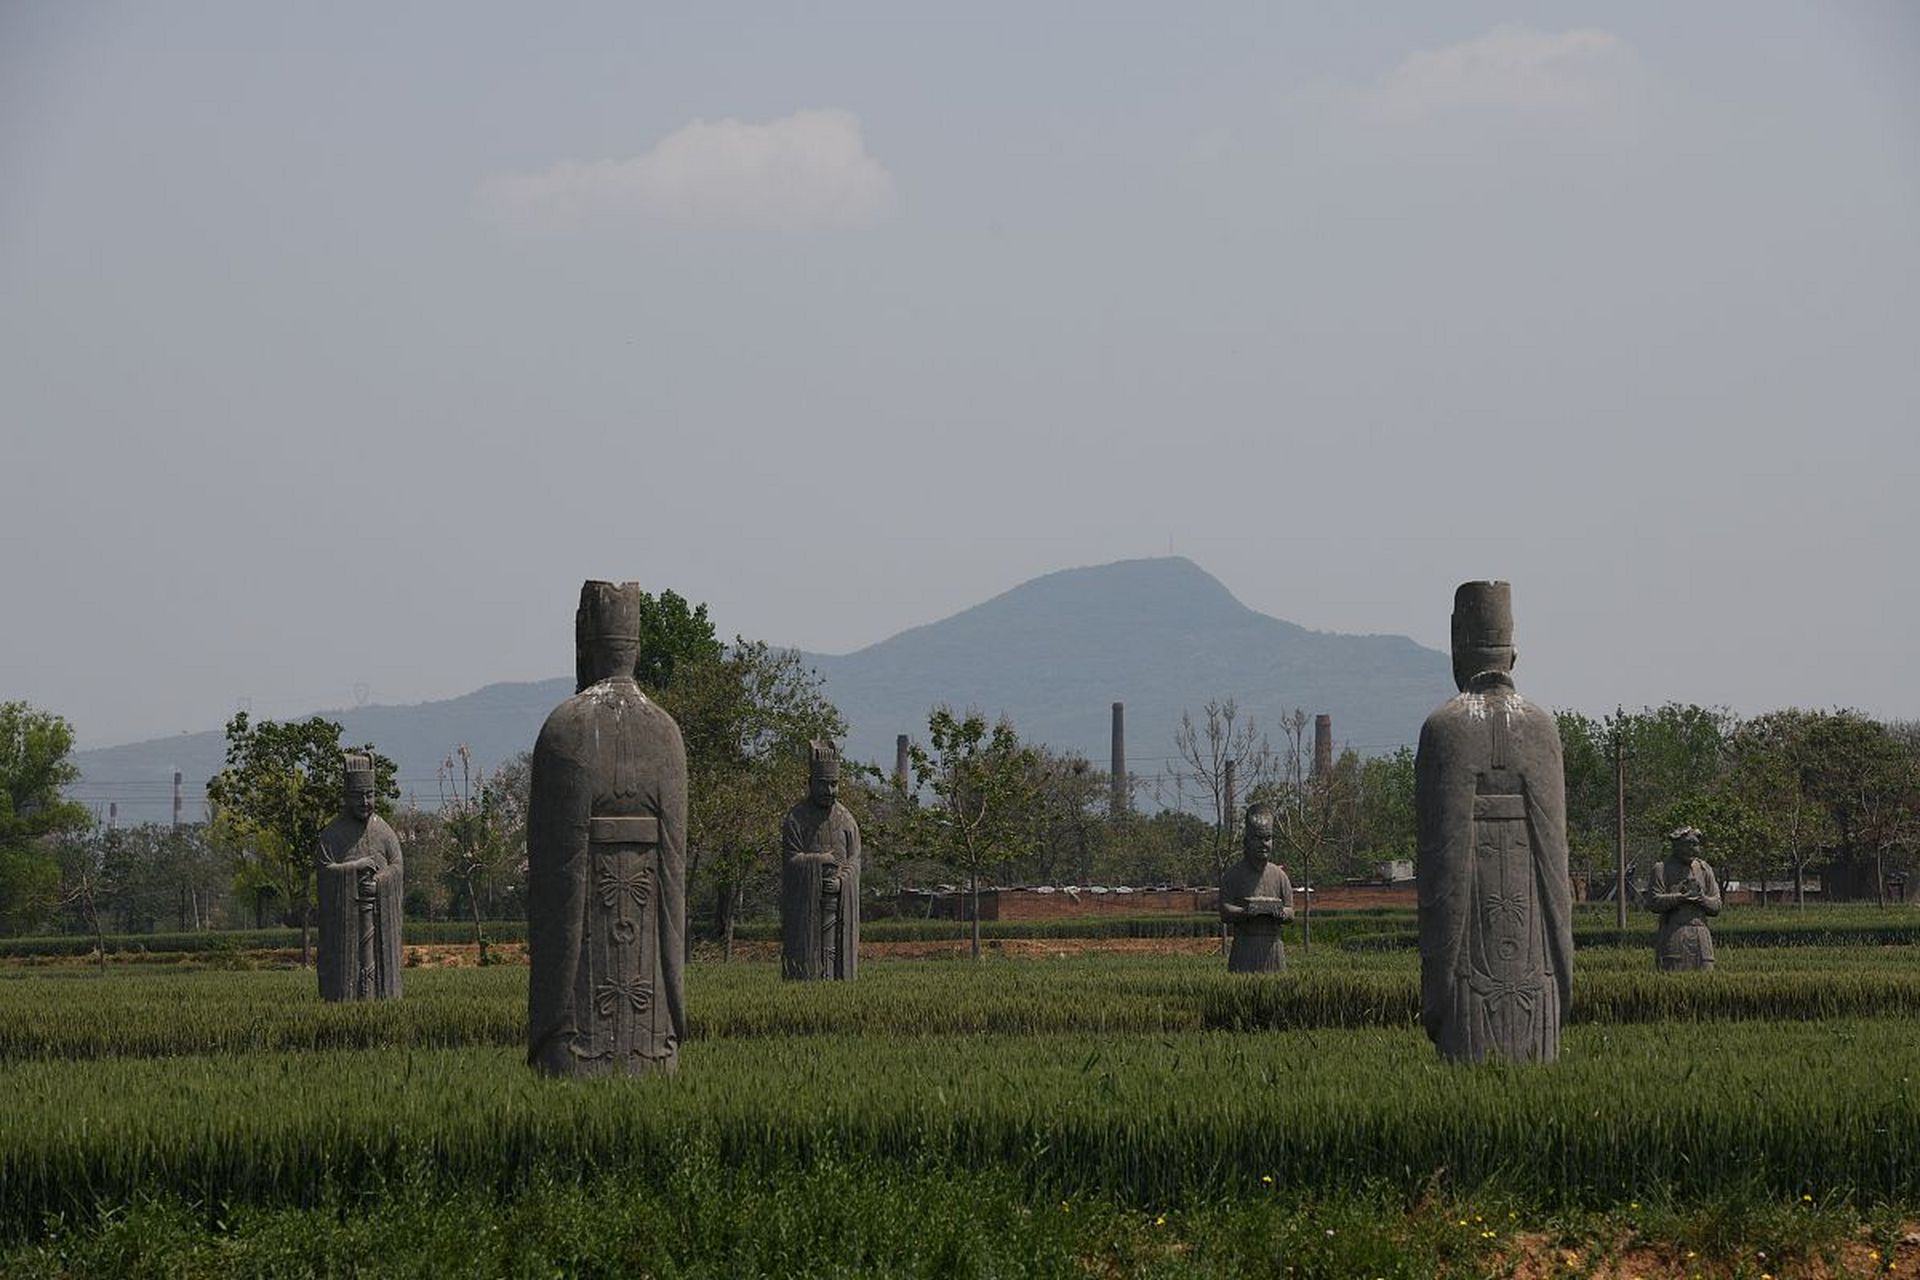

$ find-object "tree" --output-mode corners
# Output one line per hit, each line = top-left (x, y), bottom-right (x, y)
(660, 639), (846, 959)
(52, 828), (116, 968)
(1351, 747), (1417, 868)
(634, 589), (724, 692)
(1720, 709), (1918, 907)
(437, 745), (521, 961)
(908, 708), (1038, 960)
(1261, 708), (1355, 952)
(1027, 748), (1107, 886)
(0, 702), (92, 936)
(1170, 698), (1274, 888)
(204, 714), (396, 963)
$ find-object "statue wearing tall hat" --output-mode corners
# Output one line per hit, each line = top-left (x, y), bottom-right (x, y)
(1415, 581), (1573, 1064)
(780, 740), (861, 981)
(527, 581), (689, 1077)
(314, 752), (404, 1001)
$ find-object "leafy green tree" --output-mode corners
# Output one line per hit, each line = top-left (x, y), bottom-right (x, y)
(634, 589), (724, 692)
(1722, 709), (1918, 907)
(0, 702), (92, 935)
(1352, 747), (1417, 868)
(204, 713), (396, 963)
(908, 708), (1038, 960)
(1649, 792), (1774, 891)
(661, 639), (846, 958)
(1027, 748), (1107, 886)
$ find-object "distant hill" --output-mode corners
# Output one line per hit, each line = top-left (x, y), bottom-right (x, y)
(72, 557), (1453, 823)
(70, 679), (572, 825)
(802, 557), (1451, 787)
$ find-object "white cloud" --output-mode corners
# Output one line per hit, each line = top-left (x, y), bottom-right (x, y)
(1362, 25), (1631, 125)
(479, 108), (895, 234)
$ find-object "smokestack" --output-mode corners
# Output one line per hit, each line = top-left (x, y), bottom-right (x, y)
(1109, 702), (1128, 817)
(108, 802), (118, 830)
(172, 770), (183, 830)
(895, 734), (910, 789)
(1313, 714), (1333, 779)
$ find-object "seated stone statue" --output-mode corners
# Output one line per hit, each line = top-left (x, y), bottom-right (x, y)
(1218, 801), (1294, 973)
(314, 752), (403, 1001)
(1645, 826), (1721, 971)
(781, 740), (861, 981)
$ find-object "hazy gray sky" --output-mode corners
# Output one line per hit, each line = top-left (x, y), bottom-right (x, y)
(4, 2), (1917, 748)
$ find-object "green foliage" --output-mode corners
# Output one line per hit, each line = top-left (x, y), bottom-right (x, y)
(0, 704), (91, 935)
(908, 708), (1040, 957)
(203, 714), (397, 943)
(661, 638), (847, 949)
(4, 1015), (1920, 1232)
(633, 587), (723, 692)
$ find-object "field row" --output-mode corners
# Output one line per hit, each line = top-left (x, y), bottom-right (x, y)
(5, 904), (1916, 959)
(6, 948), (1920, 1060)
(4, 1019), (1919, 1231)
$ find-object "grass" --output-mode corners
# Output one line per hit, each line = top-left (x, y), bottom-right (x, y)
(6, 913), (1920, 1275)
(7, 944), (1920, 1060)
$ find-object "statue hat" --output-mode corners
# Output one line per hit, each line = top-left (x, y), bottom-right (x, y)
(1450, 580), (1513, 651)
(574, 580), (645, 691)
(342, 752), (375, 789)
(576, 580), (644, 642)
(808, 740), (841, 781)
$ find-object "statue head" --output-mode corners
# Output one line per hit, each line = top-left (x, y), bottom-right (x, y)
(807, 740), (840, 809)
(342, 753), (377, 822)
(1668, 826), (1702, 860)
(1450, 581), (1517, 691)
(1243, 801), (1276, 863)
(574, 580), (644, 692)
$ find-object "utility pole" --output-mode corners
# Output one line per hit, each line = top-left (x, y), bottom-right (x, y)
(1614, 712), (1627, 929)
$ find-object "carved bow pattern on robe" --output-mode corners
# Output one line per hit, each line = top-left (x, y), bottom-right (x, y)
(594, 976), (653, 1017)
(595, 864), (653, 912)
(1481, 888), (1530, 930)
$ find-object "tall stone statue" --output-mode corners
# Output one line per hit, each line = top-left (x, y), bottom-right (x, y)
(314, 753), (403, 1001)
(1645, 826), (1720, 971)
(1218, 801), (1294, 973)
(781, 740), (861, 981)
(527, 581), (688, 1077)
(1415, 581), (1573, 1064)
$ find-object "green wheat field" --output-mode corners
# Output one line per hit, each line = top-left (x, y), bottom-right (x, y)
(4, 908), (1919, 1278)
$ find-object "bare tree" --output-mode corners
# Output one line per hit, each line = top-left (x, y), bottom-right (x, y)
(1172, 698), (1275, 888)
(1267, 709), (1351, 952)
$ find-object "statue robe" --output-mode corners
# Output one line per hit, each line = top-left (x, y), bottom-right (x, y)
(527, 676), (688, 1077)
(1219, 859), (1294, 973)
(313, 813), (404, 1001)
(1646, 855), (1721, 971)
(780, 799), (861, 981)
(1415, 673), (1574, 1063)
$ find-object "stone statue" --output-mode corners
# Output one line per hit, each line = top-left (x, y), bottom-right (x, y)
(1645, 826), (1720, 971)
(527, 581), (688, 1077)
(1415, 581), (1573, 1064)
(314, 752), (403, 1001)
(781, 740), (861, 980)
(1218, 801), (1294, 972)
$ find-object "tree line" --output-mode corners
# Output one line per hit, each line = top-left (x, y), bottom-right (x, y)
(6, 598), (1918, 944)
